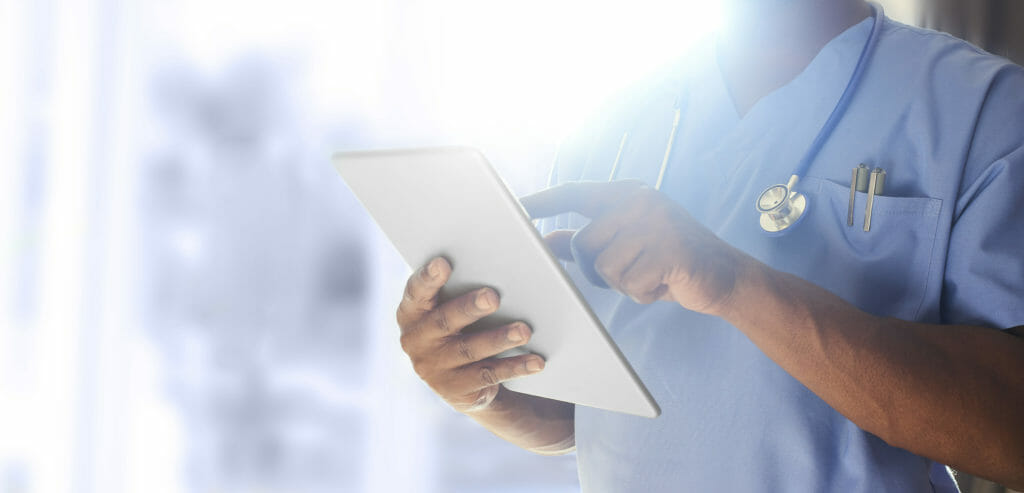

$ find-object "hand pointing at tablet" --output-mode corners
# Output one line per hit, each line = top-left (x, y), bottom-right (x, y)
(522, 181), (746, 315)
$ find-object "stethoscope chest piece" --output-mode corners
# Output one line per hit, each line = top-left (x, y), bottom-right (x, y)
(756, 175), (808, 235)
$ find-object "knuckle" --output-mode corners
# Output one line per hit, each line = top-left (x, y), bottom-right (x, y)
(480, 366), (498, 386)
(408, 317), (427, 336)
(395, 305), (406, 327)
(415, 355), (446, 382)
(397, 305), (419, 331)
(455, 337), (475, 363)
(621, 272), (645, 293)
(399, 332), (415, 355)
(625, 286), (650, 303)
(429, 375), (451, 394)
(430, 381), (454, 400)
(625, 284), (647, 301)
(594, 256), (615, 280)
(433, 309), (452, 334)
(410, 358), (428, 377)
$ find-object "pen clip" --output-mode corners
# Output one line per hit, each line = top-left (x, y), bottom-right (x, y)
(863, 167), (885, 232)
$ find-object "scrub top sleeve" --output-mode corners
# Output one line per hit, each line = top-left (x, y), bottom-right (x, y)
(941, 65), (1024, 329)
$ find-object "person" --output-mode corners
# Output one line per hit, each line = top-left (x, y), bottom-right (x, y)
(394, 0), (1024, 490)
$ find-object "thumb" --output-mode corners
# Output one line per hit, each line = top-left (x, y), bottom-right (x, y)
(543, 230), (576, 262)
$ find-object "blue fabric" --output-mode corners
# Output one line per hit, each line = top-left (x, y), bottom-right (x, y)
(544, 12), (1024, 493)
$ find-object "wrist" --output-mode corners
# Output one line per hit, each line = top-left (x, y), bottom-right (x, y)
(699, 247), (762, 319)
(463, 386), (577, 455)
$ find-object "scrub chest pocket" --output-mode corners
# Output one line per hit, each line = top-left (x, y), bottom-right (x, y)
(766, 175), (943, 320)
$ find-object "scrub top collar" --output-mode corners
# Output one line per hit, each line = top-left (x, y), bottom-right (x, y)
(706, 13), (876, 128)
(663, 14), (878, 224)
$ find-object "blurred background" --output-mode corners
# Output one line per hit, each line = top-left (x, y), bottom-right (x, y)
(0, 1), (1019, 492)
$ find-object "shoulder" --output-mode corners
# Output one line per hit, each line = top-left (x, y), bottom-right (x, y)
(877, 17), (1023, 92)
(877, 18), (1024, 191)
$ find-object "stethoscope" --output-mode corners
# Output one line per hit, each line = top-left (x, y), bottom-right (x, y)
(601, 3), (884, 235)
(569, 5), (883, 288)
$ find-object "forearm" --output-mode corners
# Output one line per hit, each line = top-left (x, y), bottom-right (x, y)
(716, 254), (1024, 488)
(466, 387), (576, 455)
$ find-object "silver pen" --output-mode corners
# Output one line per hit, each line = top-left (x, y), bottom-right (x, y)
(863, 167), (886, 232)
(848, 164), (869, 226)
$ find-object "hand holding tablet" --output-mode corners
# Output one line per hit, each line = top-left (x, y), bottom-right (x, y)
(395, 256), (544, 414)
(334, 147), (659, 418)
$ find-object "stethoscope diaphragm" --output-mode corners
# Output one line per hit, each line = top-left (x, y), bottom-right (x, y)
(756, 175), (808, 235)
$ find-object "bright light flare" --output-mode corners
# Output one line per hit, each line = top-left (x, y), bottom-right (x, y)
(437, 0), (723, 141)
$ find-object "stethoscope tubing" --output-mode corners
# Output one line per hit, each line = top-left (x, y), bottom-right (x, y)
(566, 3), (886, 286)
(598, 3), (884, 191)
(791, 2), (884, 179)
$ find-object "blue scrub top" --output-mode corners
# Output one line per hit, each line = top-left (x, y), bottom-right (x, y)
(544, 12), (1024, 493)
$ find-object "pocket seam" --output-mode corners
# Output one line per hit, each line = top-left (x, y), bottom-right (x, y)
(805, 176), (942, 217)
(912, 200), (943, 320)
(802, 175), (944, 320)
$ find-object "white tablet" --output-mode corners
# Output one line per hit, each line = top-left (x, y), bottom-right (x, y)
(333, 147), (659, 418)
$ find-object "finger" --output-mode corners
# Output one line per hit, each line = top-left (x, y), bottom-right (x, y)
(419, 287), (500, 339)
(442, 322), (532, 368)
(520, 180), (642, 219)
(569, 204), (644, 289)
(570, 222), (621, 289)
(619, 252), (669, 304)
(543, 230), (575, 261)
(397, 257), (451, 328)
(571, 213), (634, 260)
(445, 354), (545, 396)
(593, 235), (646, 290)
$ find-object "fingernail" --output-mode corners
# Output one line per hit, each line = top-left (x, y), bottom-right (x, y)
(427, 258), (441, 279)
(526, 357), (544, 373)
(507, 324), (525, 343)
(475, 289), (496, 310)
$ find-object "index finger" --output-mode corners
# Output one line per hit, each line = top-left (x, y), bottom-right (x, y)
(397, 257), (451, 329)
(519, 180), (641, 219)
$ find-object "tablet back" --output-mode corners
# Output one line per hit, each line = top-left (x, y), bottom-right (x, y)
(334, 147), (659, 418)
